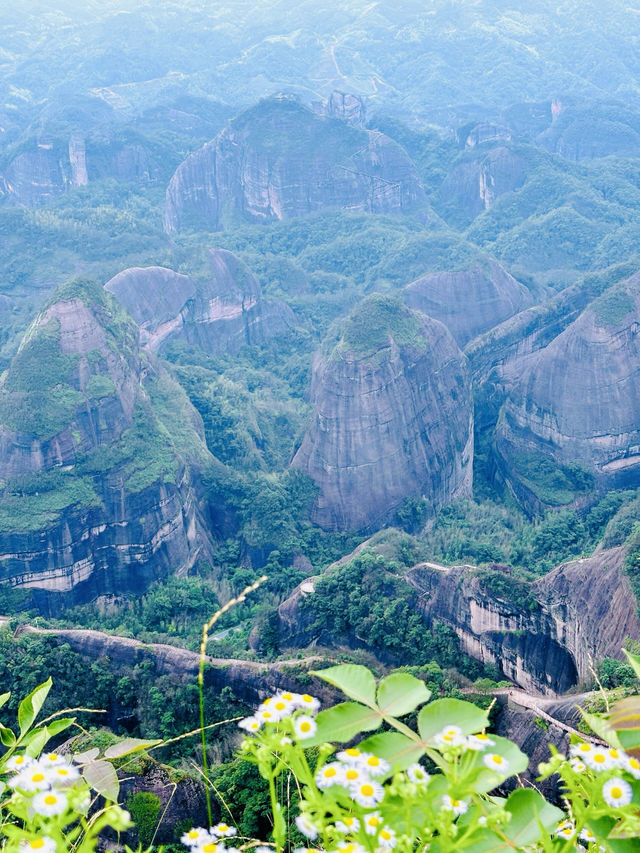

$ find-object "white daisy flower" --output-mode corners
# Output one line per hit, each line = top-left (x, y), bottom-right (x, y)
(294, 716), (317, 740)
(335, 816), (360, 834)
(378, 827), (396, 849)
(351, 780), (384, 808)
(579, 828), (597, 843)
(6, 754), (34, 772)
(570, 758), (586, 773)
(363, 812), (383, 835)
(295, 694), (320, 713)
(584, 748), (614, 771)
(210, 824), (237, 838)
(46, 764), (80, 786)
(441, 795), (468, 815)
(337, 748), (363, 765)
(434, 725), (465, 748)
(39, 753), (66, 768)
(32, 791), (68, 817)
(467, 733), (495, 751)
(406, 763), (430, 785)
(238, 716), (262, 733)
(602, 777), (633, 808)
(295, 814), (319, 840)
(269, 698), (295, 720)
(280, 736), (293, 746)
(483, 753), (509, 772)
(343, 766), (366, 786)
(181, 828), (211, 846)
(19, 837), (56, 853)
(361, 754), (389, 776)
(256, 709), (278, 725)
(315, 762), (345, 789)
(625, 755), (640, 779)
(555, 821), (575, 840)
(10, 767), (50, 791)
(607, 748), (625, 766)
(336, 842), (364, 853)
(196, 842), (224, 853)
(570, 742), (593, 758)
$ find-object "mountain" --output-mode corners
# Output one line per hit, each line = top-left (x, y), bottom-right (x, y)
(0, 279), (215, 614)
(494, 272), (640, 512)
(163, 96), (430, 232)
(291, 295), (473, 531)
(105, 248), (296, 355)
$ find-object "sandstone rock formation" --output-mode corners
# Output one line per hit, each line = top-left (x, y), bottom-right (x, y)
(439, 146), (527, 222)
(163, 95), (430, 232)
(0, 279), (214, 614)
(105, 249), (295, 355)
(291, 296), (473, 531)
(404, 260), (533, 347)
(494, 273), (640, 508)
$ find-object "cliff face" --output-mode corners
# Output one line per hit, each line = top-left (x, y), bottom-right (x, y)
(494, 274), (640, 505)
(404, 261), (533, 348)
(105, 249), (295, 356)
(163, 96), (430, 232)
(291, 297), (473, 531)
(0, 281), (215, 615)
(439, 147), (527, 222)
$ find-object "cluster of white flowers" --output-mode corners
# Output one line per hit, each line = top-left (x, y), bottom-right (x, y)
(238, 692), (320, 739)
(8, 752), (81, 818)
(181, 823), (240, 853)
(569, 741), (638, 808)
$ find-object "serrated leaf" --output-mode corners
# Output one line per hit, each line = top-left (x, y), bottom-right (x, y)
(302, 701), (381, 746)
(104, 737), (161, 759)
(83, 759), (119, 801)
(418, 698), (489, 742)
(376, 673), (431, 717)
(311, 665), (377, 707)
(18, 678), (52, 736)
(357, 731), (424, 772)
(503, 788), (564, 845)
(73, 747), (99, 764)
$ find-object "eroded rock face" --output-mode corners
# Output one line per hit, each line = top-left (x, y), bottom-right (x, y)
(163, 96), (429, 232)
(439, 146), (527, 222)
(292, 298), (473, 531)
(494, 273), (640, 504)
(405, 260), (533, 347)
(0, 282), (214, 614)
(105, 249), (295, 355)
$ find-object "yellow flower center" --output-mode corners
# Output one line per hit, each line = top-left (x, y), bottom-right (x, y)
(346, 769), (359, 780)
(361, 784), (374, 797)
(30, 841), (45, 850)
(32, 774), (45, 783)
(631, 758), (640, 769)
(300, 721), (311, 732)
(491, 756), (503, 764)
(593, 754), (606, 764)
(188, 831), (199, 839)
(452, 800), (460, 808)
(610, 749), (620, 758)
(218, 825), (229, 832)
(44, 795), (57, 806)
(47, 754), (58, 761)
(611, 787), (623, 799)
(381, 830), (392, 840)
(301, 694), (313, 703)
(367, 756), (380, 766)
(368, 817), (380, 826)
(578, 743), (591, 752)
(202, 845), (217, 853)
(324, 767), (336, 777)
(57, 769), (68, 775)
(274, 702), (287, 711)
(345, 748), (360, 757)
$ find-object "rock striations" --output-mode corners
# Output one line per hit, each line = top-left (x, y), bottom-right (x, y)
(495, 273), (640, 509)
(0, 279), (215, 614)
(291, 295), (473, 531)
(163, 95), (430, 232)
(404, 260), (533, 348)
(105, 248), (295, 355)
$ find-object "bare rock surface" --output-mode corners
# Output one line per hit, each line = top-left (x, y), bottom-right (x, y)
(405, 260), (533, 347)
(163, 95), (430, 232)
(292, 297), (473, 531)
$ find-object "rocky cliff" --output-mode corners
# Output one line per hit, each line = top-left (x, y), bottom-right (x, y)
(494, 274), (640, 508)
(105, 249), (295, 356)
(0, 279), (215, 614)
(404, 260), (533, 348)
(291, 295), (473, 531)
(163, 95), (430, 232)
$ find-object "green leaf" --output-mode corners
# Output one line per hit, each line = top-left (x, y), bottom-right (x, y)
(357, 731), (424, 772)
(623, 650), (640, 681)
(609, 696), (640, 752)
(73, 747), (100, 764)
(104, 737), (161, 759)
(588, 816), (640, 852)
(417, 698), (489, 742)
(0, 723), (16, 747)
(311, 665), (377, 707)
(303, 702), (381, 746)
(24, 726), (48, 758)
(467, 735), (529, 793)
(459, 830), (512, 853)
(45, 717), (76, 738)
(503, 789), (564, 845)
(83, 759), (119, 801)
(376, 673), (431, 717)
(580, 709), (621, 748)
(18, 678), (52, 736)
(0, 692), (11, 712)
